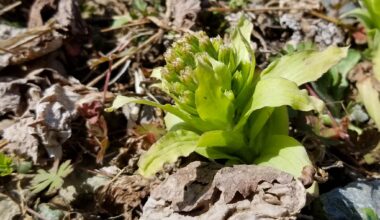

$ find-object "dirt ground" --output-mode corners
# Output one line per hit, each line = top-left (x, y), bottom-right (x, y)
(1, 0), (380, 219)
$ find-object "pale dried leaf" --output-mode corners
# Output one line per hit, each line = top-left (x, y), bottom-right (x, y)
(2, 117), (39, 162)
(32, 84), (81, 159)
(97, 175), (158, 220)
(172, 0), (200, 29)
(0, 0), (87, 69)
(142, 161), (306, 220)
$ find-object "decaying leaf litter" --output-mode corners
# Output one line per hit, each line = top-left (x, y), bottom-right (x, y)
(1, 0), (380, 219)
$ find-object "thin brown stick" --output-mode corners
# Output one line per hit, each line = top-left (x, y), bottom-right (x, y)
(0, 1), (21, 16)
(207, 6), (315, 13)
(101, 18), (150, 32)
(86, 29), (163, 87)
(308, 10), (354, 30)
(26, 207), (49, 220)
(103, 59), (113, 103)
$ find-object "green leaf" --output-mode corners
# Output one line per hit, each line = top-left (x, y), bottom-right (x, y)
(357, 77), (380, 130)
(363, 0), (380, 29)
(194, 57), (235, 129)
(0, 153), (13, 176)
(196, 130), (249, 162)
(197, 130), (247, 149)
(231, 16), (253, 65)
(138, 130), (199, 177)
(254, 135), (312, 178)
(245, 107), (275, 142)
(132, 0), (147, 12)
(246, 107), (289, 160)
(110, 15), (132, 29)
(236, 77), (323, 129)
(57, 160), (74, 178)
(30, 160), (73, 194)
(106, 96), (214, 132)
(313, 49), (361, 114)
(342, 8), (375, 30)
(261, 46), (348, 86)
(362, 207), (379, 220)
(374, 44), (380, 81)
(195, 147), (243, 163)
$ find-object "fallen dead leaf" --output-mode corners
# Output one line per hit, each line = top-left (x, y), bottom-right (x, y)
(31, 84), (81, 159)
(171, 0), (200, 29)
(2, 117), (39, 163)
(0, 0), (87, 69)
(141, 161), (306, 220)
(97, 174), (159, 220)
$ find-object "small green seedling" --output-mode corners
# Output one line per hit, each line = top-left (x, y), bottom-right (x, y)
(0, 153), (13, 176)
(344, 1), (380, 132)
(31, 160), (73, 194)
(344, 0), (380, 80)
(108, 17), (347, 180)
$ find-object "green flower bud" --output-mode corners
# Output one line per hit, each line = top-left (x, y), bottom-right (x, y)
(218, 45), (233, 65)
(210, 36), (223, 53)
(180, 67), (197, 91)
(161, 67), (178, 82)
(224, 90), (235, 101)
(171, 81), (186, 95)
(180, 90), (195, 107)
(199, 36), (218, 59)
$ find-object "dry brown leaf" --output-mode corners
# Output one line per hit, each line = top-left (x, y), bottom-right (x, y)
(97, 175), (158, 220)
(141, 161), (306, 220)
(2, 117), (39, 162)
(28, 0), (56, 27)
(0, 24), (62, 68)
(171, 0), (200, 29)
(0, 0), (87, 69)
(31, 84), (81, 159)
(0, 68), (81, 117)
(0, 79), (38, 116)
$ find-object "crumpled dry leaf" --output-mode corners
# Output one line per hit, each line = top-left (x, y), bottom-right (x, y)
(1, 68), (88, 161)
(171, 0), (200, 29)
(0, 0), (87, 69)
(141, 161), (306, 220)
(279, 0), (321, 10)
(28, 0), (56, 27)
(31, 84), (81, 159)
(0, 193), (21, 219)
(0, 79), (39, 116)
(97, 175), (159, 220)
(349, 62), (380, 129)
(0, 23), (62, 69)
(0, 68), (82, 117)
(2, 117), (39, 163)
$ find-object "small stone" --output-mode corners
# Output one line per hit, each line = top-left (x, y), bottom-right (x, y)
(319, 180), (380, 219)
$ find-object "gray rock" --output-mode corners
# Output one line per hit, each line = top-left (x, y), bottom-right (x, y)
(0, 193), (21, 219)
(319, 180), (380, 219)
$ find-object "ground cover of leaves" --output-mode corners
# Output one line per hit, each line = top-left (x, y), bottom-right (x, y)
(0, 0), (380, 219)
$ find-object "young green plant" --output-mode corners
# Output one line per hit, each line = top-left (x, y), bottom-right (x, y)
(344, 1), (380, 133)
(108, 18), (347, 179)
(344, 0), (380, 80)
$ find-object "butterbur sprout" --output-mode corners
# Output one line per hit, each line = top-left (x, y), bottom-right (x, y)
(108, 17), (348, 191)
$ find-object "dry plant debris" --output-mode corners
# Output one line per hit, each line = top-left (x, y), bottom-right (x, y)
(141, 161), (306, 220)
(1, 0), (380, 219)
